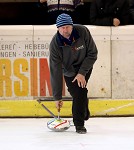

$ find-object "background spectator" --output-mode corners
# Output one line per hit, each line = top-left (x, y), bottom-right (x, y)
(89, 0), (130, 26)
(40, 0), (84, 24)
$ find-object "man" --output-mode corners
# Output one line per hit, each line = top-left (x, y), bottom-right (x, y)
(49, 13), (98, 134)
(89, 0), (130, 26)
(39, 0), (83, 24)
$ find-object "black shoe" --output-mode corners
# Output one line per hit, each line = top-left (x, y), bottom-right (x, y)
(76, 126), (87, 134)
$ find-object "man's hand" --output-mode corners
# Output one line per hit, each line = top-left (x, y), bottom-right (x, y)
(113, 18), (120, 27)
(55, 100), (63, 112)
(40, 0), (47, 3)
(72, 73), (86, 88)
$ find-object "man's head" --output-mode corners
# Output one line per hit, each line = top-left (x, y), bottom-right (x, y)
(56, 13), (73, 39)
(56, 13), (73, 28)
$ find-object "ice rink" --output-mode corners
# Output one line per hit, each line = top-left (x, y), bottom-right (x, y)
(0, 117), (134, 150)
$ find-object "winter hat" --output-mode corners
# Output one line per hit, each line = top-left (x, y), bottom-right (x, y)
(56, 13), (73, 28)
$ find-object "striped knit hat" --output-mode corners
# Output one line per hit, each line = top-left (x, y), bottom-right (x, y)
(56, 13), (73, 28)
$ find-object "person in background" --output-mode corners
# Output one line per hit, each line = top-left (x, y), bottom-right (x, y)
(129, 0), (134, 24)
(40, 0), (83, 24)
(49, 13), (98, 134)
(89, 0), (130, 26)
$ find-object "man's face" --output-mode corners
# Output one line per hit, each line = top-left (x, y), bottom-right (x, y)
(58, 25), (73, 39)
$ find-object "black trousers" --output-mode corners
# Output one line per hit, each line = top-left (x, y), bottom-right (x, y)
(64, 69), (92, 126)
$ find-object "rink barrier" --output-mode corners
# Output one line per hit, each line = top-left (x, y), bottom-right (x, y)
(0, 99), (134, 117)
(0, 25), (134, 117)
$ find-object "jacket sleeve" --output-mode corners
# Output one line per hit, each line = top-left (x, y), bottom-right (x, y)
(78, 26), (98, 76)
(49, 41), (63, 100)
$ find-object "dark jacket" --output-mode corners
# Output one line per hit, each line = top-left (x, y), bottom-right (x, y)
(90, 0), (130, 26)
(129, 0), (134, 24)
(49, 24), (98, 100)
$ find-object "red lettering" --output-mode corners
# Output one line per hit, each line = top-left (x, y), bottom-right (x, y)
(30, 58), (38, 96)
(40, 58), (52, 96)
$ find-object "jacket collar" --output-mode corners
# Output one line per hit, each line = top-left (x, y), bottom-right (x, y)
(56, 27), (80, 46)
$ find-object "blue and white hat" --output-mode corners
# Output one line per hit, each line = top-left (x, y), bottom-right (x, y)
(56, 13), (73, 28)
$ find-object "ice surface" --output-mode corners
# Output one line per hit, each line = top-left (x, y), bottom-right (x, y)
(0, 117), (134, 150)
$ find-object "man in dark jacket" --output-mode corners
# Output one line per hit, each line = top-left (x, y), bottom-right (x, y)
(89, 0), (130, 26)
(49, 13), (98, 134)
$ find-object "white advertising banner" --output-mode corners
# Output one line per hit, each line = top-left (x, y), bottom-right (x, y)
(0, 25), (111, 100)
